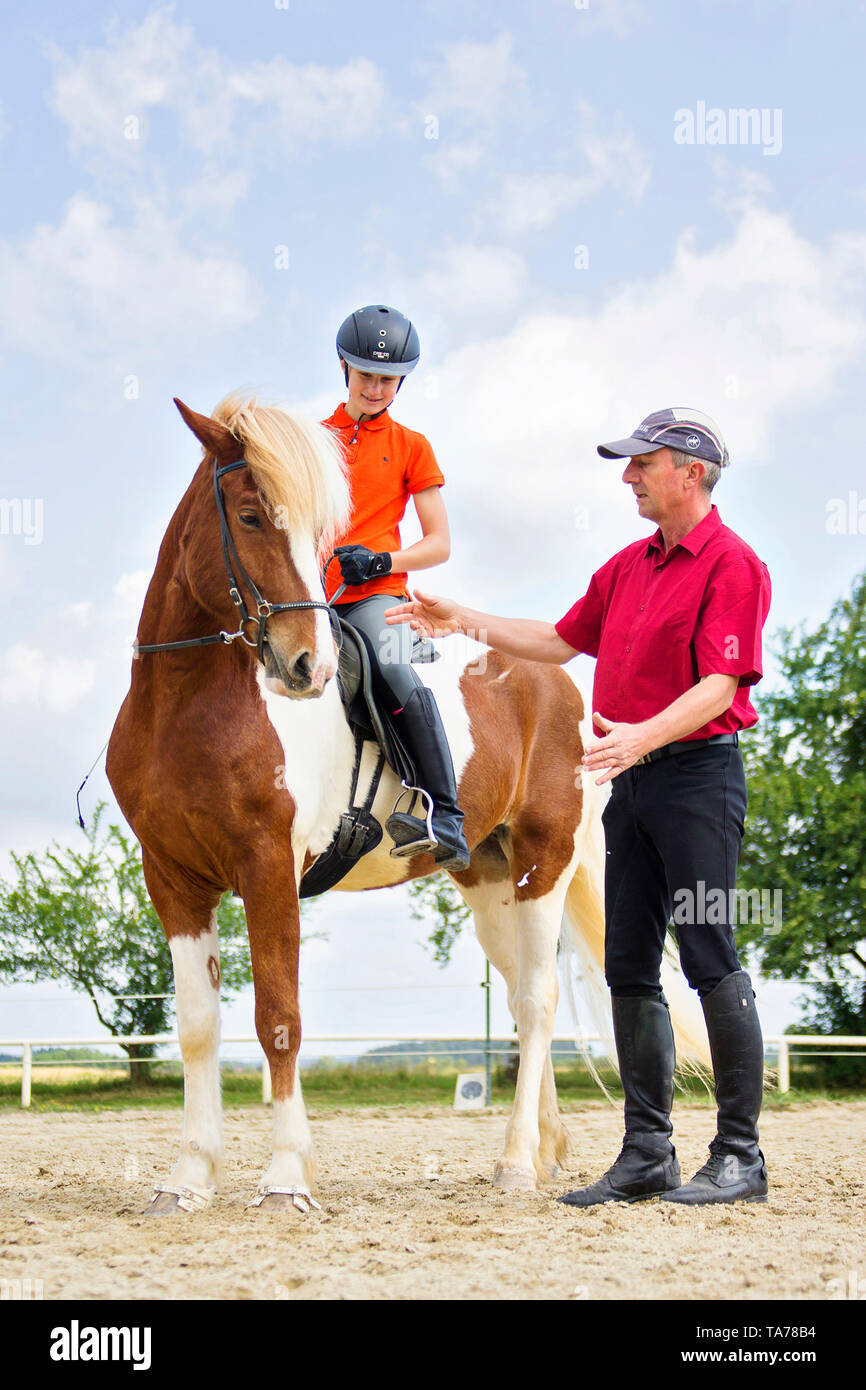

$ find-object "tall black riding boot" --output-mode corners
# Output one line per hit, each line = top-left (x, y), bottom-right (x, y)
(385, 686), (470, 872)
(661, 970), (768, 1205)
(558, 995), (681, 1207)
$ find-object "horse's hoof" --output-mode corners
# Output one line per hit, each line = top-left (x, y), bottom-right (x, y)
(249, 1193), (308, 1217)
(144, 1192), (184, 1217)
(493, 1163), (537, 1193)
(144, 1184), (214, 1215)
(246, 1187), (321, 1216)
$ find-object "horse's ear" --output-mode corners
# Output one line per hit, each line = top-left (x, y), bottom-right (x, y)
(174, 398), (244, 465)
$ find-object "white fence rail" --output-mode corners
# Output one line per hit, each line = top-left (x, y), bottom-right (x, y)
(1, 1033), (864, 1107)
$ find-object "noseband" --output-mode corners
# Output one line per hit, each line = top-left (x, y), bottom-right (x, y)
(133, 458), (335, 662)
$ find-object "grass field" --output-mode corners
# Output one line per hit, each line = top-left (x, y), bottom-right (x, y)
(1, 1059), (863, 1112)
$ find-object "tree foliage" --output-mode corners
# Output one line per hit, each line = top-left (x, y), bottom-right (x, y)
(0, 804), (253, 1073)
(408, 873), (471, 965)
(737, 570), (866, 1033)
(407, 574), (866, 1040)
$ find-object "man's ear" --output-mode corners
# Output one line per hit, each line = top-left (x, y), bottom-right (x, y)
(173, 398), (244, 465)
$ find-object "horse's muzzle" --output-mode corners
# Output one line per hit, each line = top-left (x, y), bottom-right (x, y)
(261, 642), (335, 699)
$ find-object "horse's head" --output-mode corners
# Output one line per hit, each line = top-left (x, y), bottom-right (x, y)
(175, 395), (350, 699)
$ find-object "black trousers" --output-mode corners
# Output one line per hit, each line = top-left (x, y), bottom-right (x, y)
(602, 742), (747, 998)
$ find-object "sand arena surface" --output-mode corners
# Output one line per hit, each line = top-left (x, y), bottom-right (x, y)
(1, 1102), (863, 1301)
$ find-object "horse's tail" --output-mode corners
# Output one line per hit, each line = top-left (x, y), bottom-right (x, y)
(559, 774), (712, 1080)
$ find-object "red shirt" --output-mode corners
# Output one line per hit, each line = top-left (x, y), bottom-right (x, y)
(321, 403), (445, 604)
(555, 507), (772, 739)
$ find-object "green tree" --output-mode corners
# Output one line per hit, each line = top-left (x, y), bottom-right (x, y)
(737, 570), (866, 1033)
(0, 804), (254, 1078)
(408, 873), (471, 965)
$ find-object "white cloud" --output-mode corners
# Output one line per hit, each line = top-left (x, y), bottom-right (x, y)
(426, 139), (487, 185)
(0, 644), (96, 713)
(417, 34), (528, 185)
(399, 205), (866, 605)
(177, 170), (251, 216)
(576, 0), (645, 36)
(226, 56), (386, 150)
(419, 243), (529, 314)
(0, 194), (262, 364)
(420, 33), (526, 124)
(61, 601), (95, 626)
(48, 9), (386, 159)
(492, 103), (652, 236)
(112, 571), (151, 614)
(0, 574), (158, 725)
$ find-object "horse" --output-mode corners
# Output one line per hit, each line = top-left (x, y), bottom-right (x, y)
(106, 393), (708, 1215)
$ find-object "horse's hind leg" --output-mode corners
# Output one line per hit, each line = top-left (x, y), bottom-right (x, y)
(456, 865), (572, 1191)
(498, 880), (572, 1190)
(141, 856), (223, 1215)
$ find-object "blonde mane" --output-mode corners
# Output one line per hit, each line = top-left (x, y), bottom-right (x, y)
(211, 393), (350, 555)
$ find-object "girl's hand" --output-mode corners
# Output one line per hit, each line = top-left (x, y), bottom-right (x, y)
(334, 545), (392, 585)
(384, 590), (463, 639)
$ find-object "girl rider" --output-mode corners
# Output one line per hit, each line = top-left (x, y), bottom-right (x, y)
(322, 304), (470, 873)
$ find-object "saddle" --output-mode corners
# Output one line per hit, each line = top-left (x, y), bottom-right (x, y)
(297, 614), (439, 898)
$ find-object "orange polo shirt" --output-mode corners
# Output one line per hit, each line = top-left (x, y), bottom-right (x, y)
(321, 402), (445, 604)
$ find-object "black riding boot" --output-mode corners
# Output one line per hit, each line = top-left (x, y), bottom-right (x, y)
(558, 995), (681, 1207)
(661, 970), (768, 1205)
(385, 686), (470, 872)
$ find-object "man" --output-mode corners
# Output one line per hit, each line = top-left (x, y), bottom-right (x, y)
(385, 408), (772, 1206)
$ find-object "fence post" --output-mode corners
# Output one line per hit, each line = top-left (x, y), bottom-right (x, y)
(262, 1056), (272, 1105)
(777, 1039), (790, 1095)
(21, 1043), (32, 1108)
(483, 960), (492, 1106)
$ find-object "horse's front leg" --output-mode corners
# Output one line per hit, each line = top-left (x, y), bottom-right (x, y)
(242, 859), (317, 1217)
(141, 857), (223, 1216)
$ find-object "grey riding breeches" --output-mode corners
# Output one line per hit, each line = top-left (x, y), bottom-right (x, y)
(335, 593), (424, 710)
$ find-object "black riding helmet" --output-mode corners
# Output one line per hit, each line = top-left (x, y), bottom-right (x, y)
(336, 305), (420, 389)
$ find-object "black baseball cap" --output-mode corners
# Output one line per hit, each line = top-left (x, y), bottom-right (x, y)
(597, 408), (730, 467)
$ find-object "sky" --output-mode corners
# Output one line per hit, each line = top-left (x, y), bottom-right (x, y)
(1, 0), (865, 1059)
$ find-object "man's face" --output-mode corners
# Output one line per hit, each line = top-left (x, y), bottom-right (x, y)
(344, 365), (401, 416)
(621, 447), (703, 522)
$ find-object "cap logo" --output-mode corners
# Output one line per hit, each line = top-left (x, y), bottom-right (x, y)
(686, 434), (700, 449)
(372, 350), (390, 360)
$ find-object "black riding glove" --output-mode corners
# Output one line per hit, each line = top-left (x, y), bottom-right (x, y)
(334, 545), (393, 586)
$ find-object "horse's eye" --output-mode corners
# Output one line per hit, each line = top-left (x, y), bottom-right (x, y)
(239, 512), (262, 528)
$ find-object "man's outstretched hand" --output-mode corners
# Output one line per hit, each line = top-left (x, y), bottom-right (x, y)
(583, 712), (652, 785)
(384, 591), (463, 639)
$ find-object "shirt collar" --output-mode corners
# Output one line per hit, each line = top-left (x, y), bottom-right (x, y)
(646, 504), (722, 559)
(328, 401), (391, 432)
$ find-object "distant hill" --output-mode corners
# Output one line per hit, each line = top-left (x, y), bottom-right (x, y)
(0, 1046), (122, 1062)
(358, 1039), (574, 1067)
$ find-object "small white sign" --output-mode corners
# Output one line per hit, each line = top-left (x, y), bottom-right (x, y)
(453, 1072), (486, 1111)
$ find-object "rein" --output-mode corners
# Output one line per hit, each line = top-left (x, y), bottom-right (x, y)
(133, 458), (337, 662)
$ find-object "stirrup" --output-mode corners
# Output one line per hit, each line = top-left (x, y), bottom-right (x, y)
(386, 783), (437, 858)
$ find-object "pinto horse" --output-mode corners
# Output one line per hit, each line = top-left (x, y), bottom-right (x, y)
(107, 394), (707, 1215)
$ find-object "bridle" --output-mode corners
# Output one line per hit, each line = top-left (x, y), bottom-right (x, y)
(133, 458), (339, 663)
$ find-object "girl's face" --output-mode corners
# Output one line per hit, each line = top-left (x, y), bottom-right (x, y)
(344, 365), (401, 417)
